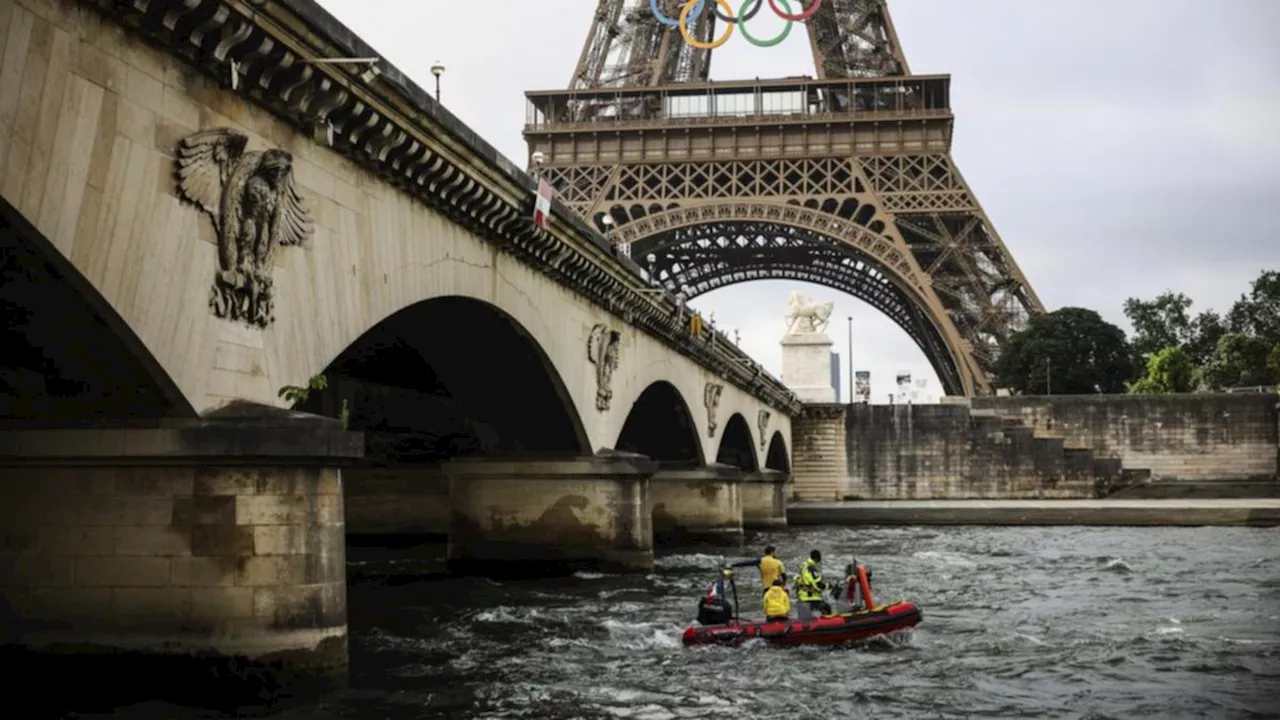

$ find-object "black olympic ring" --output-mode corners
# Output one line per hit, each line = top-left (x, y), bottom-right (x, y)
(713, 0), (764, 24)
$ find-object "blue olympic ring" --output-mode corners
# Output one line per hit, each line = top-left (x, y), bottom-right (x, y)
(651, 0), (706, 28)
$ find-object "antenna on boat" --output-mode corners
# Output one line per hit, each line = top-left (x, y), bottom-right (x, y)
(722, 566), (741, 625)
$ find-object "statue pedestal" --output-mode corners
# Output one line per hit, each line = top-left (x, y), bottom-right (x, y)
(781, 332), (836, 403)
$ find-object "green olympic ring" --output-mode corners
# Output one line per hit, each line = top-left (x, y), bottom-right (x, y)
(738, 0), (793, 47)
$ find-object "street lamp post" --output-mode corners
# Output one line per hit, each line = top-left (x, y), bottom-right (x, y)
(847, 315), (854, 404)
(430, 60), (445, 102)
(646, 252), (657, 285)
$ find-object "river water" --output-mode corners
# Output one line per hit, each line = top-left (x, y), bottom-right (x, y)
(82, 525), (1279, 719)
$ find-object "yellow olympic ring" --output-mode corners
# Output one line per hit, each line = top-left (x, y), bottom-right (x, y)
(679, 0), (735, 50)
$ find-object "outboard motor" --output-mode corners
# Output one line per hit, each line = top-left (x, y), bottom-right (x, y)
(696, 596), (733, 626)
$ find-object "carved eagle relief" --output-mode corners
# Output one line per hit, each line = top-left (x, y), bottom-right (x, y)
(174, 128), (313, 328)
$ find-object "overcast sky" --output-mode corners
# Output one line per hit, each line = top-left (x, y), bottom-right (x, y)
(313, 0), (1280, 402)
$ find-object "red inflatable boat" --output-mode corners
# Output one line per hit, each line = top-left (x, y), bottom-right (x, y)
(681, 601), (922, 647)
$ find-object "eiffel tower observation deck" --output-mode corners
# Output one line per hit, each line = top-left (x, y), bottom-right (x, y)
(523, 0), (1046, 397)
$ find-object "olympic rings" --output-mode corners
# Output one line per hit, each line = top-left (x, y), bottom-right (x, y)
(738, 0), (792, 47)
(714, 0), (762, 24)
(656, 0), (822, 48)
(767, 0), (822, 22)
(651, 0), (705, 29)
(679, 0), (735, 50)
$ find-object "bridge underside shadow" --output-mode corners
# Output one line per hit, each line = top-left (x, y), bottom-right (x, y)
(629, 219), (966, 396)
(297, 297), (656, 578)
(0, 197), (192, 423)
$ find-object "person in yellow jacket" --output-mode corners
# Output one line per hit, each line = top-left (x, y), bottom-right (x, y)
(762, 577), (791, 623)
(796, 549), (832, 619)
(727, 545), (785, 595)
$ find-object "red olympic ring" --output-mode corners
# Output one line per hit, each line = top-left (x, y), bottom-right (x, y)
(767, 0), (822, 21)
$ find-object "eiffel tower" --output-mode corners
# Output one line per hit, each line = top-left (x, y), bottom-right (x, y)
(523, 0), (1045, 396)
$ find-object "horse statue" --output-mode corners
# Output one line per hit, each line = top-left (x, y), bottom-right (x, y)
(785, 291), (835, 335)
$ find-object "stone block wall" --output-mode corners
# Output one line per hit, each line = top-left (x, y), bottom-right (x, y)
(839, 404), (1100, 500)
(790, 406), (849, 500)
(0, 465), (346, 660)
(970, 394), (1279, 484)
(788, 394), (1280, 501)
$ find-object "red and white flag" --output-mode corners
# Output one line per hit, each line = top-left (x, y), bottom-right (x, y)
(533, 179), (554, 230)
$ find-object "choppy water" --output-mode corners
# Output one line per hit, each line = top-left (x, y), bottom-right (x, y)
(85, 526), (1279, 719)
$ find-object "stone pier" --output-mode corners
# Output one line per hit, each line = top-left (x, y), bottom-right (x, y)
(0, 404), (361, 707)
(444, 453), (656, 576)
(742, 469), (789, 530)
(650, 463), (745, 546)
(343, 465), (450, 539)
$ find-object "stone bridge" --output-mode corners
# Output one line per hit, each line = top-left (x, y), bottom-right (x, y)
(0, 0), (798, 697)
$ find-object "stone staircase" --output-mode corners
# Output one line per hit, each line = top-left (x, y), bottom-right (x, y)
(792, 403), (1162, 501)
(969, 410), (1152, 498)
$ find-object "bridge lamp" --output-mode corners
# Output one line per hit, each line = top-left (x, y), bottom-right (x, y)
(646, 252), (657, 284)
(430, 60), (445, 102)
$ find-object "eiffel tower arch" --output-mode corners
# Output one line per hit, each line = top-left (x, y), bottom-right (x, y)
(523, 0), (1045, 396)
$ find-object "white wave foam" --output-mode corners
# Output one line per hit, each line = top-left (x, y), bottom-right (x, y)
(575, 571), (607, 580)
(472, 606), (538, 624)
(601, 618), (683, 650)
(602, 702), (676, 720)
(912, 550), (977, 568)
(654, 553), (728, 570)
(1101, 557), (1132, 573)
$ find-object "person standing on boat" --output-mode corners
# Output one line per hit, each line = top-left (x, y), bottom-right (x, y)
(832, 559), (877, 613)
(796, 549), (833, 619)
(726, 545), (785, 595)
(762, 577), (791, 623)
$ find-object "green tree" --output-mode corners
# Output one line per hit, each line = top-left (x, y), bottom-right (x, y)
(993, 307), (1135, 394)
(1185, 310), (1227, 368)
(1226, 269), (1280, 345)
(1196, 333), (1277, 390)
(1128, 345), (1194, 394)
(1123, 292), (1193, 359)
(1122, 291), (1224, 367)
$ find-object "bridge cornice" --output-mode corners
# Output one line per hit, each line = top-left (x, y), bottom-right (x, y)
(81, 0), (802, 416)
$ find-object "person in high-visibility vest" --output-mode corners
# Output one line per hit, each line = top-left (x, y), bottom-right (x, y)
(796, 549), (833, 619)
(689, 312), (703, 336)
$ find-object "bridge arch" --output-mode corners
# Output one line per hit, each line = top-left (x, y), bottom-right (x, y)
(715, 413), (758, 472)
(765, 431), (790, 474)
(609, 201), (979, 396)
(0, 197), (193, 421)
(614, 381), (703, 466)
(298, 295), (589, 459)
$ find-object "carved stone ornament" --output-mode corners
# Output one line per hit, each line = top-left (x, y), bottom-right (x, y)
(703, 382), (724, 438)
(757, 409), (771, 450)
(587, 324), (621, 411)
(174, 128), (314, 329)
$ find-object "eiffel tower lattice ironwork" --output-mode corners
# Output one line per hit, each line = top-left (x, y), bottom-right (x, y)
(524, 0), (1045, 396)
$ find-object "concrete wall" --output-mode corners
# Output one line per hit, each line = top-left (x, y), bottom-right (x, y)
(971, 394), (1279, 483)
(0, 0), (789, 468)
(789, 394), (1279, 501)
(841, 404), (1098, 500)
